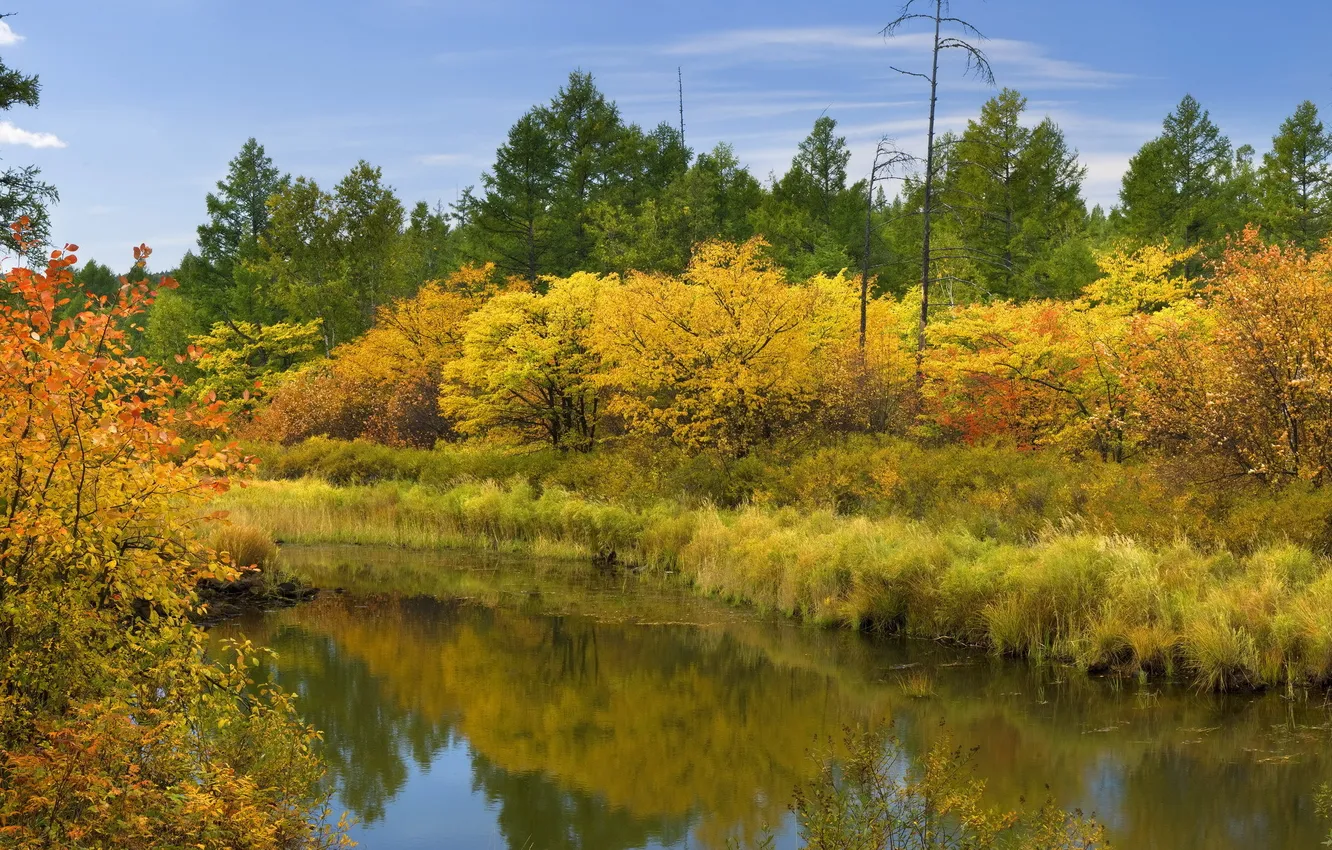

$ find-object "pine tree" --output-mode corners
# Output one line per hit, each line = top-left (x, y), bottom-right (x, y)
(793, 116), (852, 226)
(755, 116), (859, 278)
(1258, 101), (1332, 249)
(180, 138), (289, 325)
(1118, 95), (1232, 247)
(457, 111), (558, 284)
(539, 71), (627, 274)
(0, 37), (57, 259)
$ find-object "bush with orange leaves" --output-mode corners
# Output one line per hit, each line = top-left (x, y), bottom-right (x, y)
(0, 223), (348, 848)
(251, 263), (504, 448)
(1133, 228), (1332, 484)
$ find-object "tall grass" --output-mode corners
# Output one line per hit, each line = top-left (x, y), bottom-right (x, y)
(215, 476), (1332, 691)
(210, 523), (279, 570)
(243, 436), (1332, 554)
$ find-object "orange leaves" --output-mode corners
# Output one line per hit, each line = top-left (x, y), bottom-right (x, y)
(250, 266), (501, 448)
(0, 237), (338, 847)
(1131, 228), (1332, 482)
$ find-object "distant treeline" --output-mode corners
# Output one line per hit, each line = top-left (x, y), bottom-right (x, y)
(126, 71), (1330, 364)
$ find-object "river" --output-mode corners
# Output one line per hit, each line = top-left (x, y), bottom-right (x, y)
(211, 545), (1332, 849)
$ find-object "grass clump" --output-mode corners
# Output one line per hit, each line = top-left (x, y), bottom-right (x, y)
(896, 669), (935, 699)
(210, 523), (279, 570)
(216, 437), (1332, 691)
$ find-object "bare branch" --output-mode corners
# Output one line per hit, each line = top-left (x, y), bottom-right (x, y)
(889, 65), (932, 82)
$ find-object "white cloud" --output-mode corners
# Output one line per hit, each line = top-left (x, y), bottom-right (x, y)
(416, 152), (480, 166)
(0, 121), (65, 149)
(658, 27), (1127, 90)
(663, 27), (896, 56)
(1080, 151), (1135, 209)
(0, 21), (24, 47)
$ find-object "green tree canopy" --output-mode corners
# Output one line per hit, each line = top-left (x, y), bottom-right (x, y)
(0, 41), (56, 259)
(178, 138), (289, 325)
(1117, 94), (1233, 247)
(1258, 101), (1332, 248)
(942, 89), (1090, 298)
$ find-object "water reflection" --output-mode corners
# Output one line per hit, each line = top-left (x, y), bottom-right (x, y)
(215, 546), (1332, 850)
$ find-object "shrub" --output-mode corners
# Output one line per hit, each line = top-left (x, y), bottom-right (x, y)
(0, 237), (343, 847)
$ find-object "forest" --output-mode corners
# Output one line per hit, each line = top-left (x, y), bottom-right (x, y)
(132, 73), (1331, 472)
(5, 2), (1332, 847)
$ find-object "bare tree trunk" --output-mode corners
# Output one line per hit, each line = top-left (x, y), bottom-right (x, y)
(860, 174), (875, 352)
(917, 0), (943, 377)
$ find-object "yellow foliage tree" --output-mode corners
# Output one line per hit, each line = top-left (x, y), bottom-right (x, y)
(441, 271), (609, 451)
(253, 263), (501, 447)
(925, 300), (1144, 460)
(922, 242), (1204, 461)
(595, 239), (854, 454)
(0, 230), (346, 848)
(1079, 241), (1198, 313)
(192, 318), (324, 414)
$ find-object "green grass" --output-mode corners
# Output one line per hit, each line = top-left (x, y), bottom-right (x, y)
(214, 473), (1332, 691)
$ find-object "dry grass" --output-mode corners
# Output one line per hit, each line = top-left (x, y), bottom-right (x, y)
(210, 523), (279, 570)
(214, 477), (1332, 691)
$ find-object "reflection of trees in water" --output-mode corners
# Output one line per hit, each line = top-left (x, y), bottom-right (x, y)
(262, 626), (457, 824)
(470, 752), (689, 850)
(227, 577), (1332, 850)
(239, 594), (868, 848)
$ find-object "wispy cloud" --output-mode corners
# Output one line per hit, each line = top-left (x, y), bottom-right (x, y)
(0, 21), (24, 47)
(0, 121), (66, 149)
(663, 26), (893, 56)
(983, 39), (1131, 89)
(658, 26), (1128, 90)
(416, 152), (483, 166)
(1080, 151), (1135, 207)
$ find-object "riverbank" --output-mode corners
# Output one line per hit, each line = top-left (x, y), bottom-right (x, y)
(215, 474), (1332, 691)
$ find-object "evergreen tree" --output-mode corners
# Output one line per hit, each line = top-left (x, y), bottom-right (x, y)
(1258, 101), (1332, 249)
(178, 138), (289, 325)
(333, 160), (406, 325)
(0, 40), (57, 259)
(611, 122), (690, 207)
(1117, 95), (1232, 247)
(401, 200), (454, 287)
(1227, 144), (1263, 234)
(539, 71), (627, 275)
(793, 116), (852, 226)
(753, 117), (860, 278)
(589, 143), (760, 276)
(253, 176), (344, 351)
(457, 111), (557, 284)
(253, 162), (406, 351)
(943, 89), (1089, 298)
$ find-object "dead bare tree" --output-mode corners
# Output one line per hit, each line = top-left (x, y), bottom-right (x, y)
(860, 138), (917, 350)
(882, 0), (994, 374)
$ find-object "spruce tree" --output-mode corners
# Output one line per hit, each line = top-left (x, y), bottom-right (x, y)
(1258, 101), (1332, 248)
(1118, 95), (1232, 247)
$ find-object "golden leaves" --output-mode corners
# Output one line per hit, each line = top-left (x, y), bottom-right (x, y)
(0, 242), (339, 847)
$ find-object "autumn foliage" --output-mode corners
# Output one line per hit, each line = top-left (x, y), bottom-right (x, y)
(252, 229), (1332, 492)
(252, 262), (503, 448)
(0, 224), (345, 848)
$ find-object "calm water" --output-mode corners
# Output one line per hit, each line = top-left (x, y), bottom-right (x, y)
(214, 546), (1332, 849)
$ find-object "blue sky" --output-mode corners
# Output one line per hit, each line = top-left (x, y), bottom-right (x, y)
(7, 0), (1332, 268)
